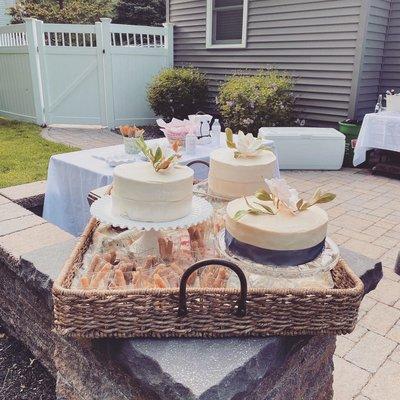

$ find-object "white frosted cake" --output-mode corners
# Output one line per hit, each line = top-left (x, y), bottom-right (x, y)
(112, 162), (194, 222)
(225, 196), (328, 266)
(208, 148), (276, 199)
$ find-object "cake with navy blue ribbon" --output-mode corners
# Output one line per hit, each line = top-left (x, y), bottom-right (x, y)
(224, 178), (335, 267)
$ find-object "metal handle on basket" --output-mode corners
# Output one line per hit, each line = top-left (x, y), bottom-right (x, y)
(177, 259), (248, 318)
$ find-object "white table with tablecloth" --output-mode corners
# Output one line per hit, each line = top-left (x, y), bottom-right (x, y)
(43, 137), (280, 236)
(353, 111), (400, 166)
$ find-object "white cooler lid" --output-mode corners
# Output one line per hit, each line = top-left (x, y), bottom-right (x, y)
(259, 127), (345, 140)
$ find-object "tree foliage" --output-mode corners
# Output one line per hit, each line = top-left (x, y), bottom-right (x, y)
(9, 0), (114, 24)
(113, 0), (165, 26)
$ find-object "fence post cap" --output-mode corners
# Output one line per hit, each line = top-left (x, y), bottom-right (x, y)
(100, 18), (112, 23)
(23, 17), (37, 23)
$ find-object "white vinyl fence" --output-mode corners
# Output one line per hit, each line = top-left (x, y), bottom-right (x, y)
(0, 18), (173, 127)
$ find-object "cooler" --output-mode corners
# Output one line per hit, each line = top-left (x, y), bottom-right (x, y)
(258, 127), (345, 170)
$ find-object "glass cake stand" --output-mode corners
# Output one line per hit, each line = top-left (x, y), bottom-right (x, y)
(216, 229), (340, 289)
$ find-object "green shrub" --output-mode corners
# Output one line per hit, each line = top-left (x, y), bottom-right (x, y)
(147, 67), (209, 120)
(217, 71), (296, 133)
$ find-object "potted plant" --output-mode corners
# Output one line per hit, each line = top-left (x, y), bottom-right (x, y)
(338, 119), (362, 167)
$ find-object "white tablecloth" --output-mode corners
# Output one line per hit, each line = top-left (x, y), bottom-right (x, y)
(44, 137), (280, 236)
(353, 111), (400, 166)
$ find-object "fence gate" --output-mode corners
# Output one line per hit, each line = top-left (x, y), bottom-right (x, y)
(38, 22), (106, 125)
(0, 18), (173, 127)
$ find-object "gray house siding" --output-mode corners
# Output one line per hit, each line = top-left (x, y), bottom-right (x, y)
(355, 0), (391, 119)
(169, 0), (399, 124)
(379, 0), (400, 93)
(170, 0), (365, 123)
(0, 0), (13, 26)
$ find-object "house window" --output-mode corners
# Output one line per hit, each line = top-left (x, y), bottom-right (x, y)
(206, 0), (248, 48)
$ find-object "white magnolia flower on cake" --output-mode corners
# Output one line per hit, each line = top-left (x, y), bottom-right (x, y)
(264, 178), (300, 212)
(236, 131), (264, 157)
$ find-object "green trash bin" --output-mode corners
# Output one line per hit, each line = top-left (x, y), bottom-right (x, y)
(338, 119), (361, 167)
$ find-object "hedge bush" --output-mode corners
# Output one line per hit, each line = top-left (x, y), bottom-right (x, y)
(147, 67), (208, 120)
(217, 71), (296, 133)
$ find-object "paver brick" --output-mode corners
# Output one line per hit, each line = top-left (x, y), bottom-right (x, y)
(0, 181), (46, 202)
(360, 296), (377, 313)
(331, 215), (374, 231)
(386, 325), (400, 343)
(0, 195), (10, 205)
(0, 223), (74, 263)
(390, 345), (400, 364)
(335, 336), (355, 357)
(362, 360), (400, 400)
(342, 239), (387, 260)
(345, 325), (368, 343)
(345, 331), (397, 373)
(0, 214), (45, 237)
(367, 278), (400, 306)
(373, 236), (399, 249)
(0, 202), (31, 222)
(333, 356), (370, 400)
(360, 303), (400, 335)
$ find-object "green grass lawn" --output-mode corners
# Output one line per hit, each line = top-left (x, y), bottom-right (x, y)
(0, 118), (78, 189)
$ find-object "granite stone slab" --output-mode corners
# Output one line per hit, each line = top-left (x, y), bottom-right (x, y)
(20, 238), (77, 308)
(98, 247), (382, 400)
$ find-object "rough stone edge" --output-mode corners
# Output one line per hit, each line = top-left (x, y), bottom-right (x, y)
(14, 193), (45, 209)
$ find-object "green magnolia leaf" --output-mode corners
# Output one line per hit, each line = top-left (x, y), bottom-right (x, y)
(233, 210), (249, 220)
(257, 144), (272, 152)
(298, 200), (310, 211)
(135, 137), (148, 154)
(312, 188), (323, 201)
(314, 193), (336, 204)
(248, 209), (267, 216)
(254, 202), (275, 215)
(154, 147), (162, 163)
(296, 199), (304, 210)
(255, 189), (272, 201)
(244, 197), (254, 209)
(233, 151), (241, 159)
(225, 128), (237, 149)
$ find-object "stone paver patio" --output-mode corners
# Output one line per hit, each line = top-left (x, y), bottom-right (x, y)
(33, 127), (400, 398)
(282, 169), (400, 400)
(42, 126), (121, 149)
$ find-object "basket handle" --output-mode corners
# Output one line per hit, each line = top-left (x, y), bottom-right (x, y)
(178, 259), (247, 318)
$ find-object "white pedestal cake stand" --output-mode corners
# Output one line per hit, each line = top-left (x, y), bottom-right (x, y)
(90, 195), (213, 256)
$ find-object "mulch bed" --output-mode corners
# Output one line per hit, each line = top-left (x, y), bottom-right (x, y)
(0, 321), (55, 400)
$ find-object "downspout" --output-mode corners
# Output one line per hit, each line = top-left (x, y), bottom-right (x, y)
(378, 0), (393, 93)
(348, 0), (371, 120)
(166, 0), (170, 23)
